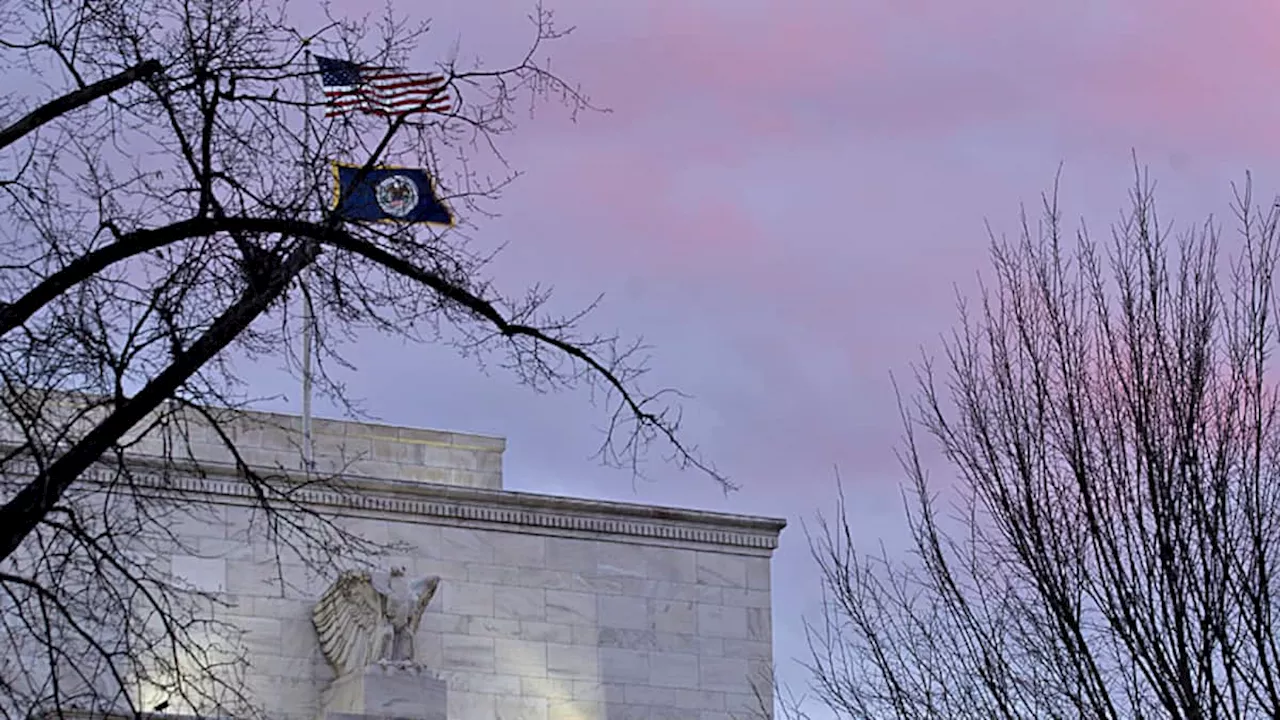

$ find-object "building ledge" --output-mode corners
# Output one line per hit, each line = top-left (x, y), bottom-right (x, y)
(13, 454), (787, 554)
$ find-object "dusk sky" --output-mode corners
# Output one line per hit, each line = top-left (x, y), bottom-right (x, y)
(240, 0), (1280, 711)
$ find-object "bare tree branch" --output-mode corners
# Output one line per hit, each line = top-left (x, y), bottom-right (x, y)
(804, 165), (1280, 720)
(0, 59), (161, 152)
(0, 239), (317, 564)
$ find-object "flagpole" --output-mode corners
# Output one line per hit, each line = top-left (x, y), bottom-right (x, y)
(300, 41), (316, 471)
(296, 49), (452, 471)
(300, 279), (315, 470)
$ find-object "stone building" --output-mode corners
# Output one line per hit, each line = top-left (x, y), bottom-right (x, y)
(108, 409), (786, 719)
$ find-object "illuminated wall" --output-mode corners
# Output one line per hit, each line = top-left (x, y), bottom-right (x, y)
(15, 410), (785, 719)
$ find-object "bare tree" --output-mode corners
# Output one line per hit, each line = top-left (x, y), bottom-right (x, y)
(0, 0), (724, 716)
(801, 169), (1280, 719)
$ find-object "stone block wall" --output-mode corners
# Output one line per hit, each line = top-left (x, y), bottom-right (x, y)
(0, 400), (506, 490)
(135, 409), (508, 490)
(172, 410), (507, 489)
(7, 406), (783, 719)
(159, 477), (784, 720)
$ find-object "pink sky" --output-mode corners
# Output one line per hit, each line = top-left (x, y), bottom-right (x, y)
(248, 0), (1280, 712)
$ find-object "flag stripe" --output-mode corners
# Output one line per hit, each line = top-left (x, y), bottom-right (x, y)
(366, 77), (444, 88)
(324, 94), (448, 109)
(328, 105), (452, 118)
(323, 90), (445, 103)
(325, 93), (447, 106)
(315, 56), (451, 118)
(365, 74), (444, 85)
(367, 83), (444, 96)
(325, 102), (451, 118)
(324, 99), (452, 117)
(323, 84), (445, 96)
(324, 103), (452, 116)
(366, 88), (445, 101)
(323, 93), (448, 107)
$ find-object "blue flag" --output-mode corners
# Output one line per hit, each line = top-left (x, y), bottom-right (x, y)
(331, 163), (453, 225)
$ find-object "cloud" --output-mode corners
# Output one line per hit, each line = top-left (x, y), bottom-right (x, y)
(526, 0), (1280, 150)
(476, 0), (1280, 308)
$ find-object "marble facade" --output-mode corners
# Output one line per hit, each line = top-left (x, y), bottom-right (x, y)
(34, 409), (787, 719)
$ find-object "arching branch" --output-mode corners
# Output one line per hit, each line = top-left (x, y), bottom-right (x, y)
(0, 59), (162, 152)
(0, 239), (318, 563)
(0, 214), (723, 491)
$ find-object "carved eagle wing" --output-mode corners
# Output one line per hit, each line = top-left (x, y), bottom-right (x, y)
(407, 575), (441, 635)
(312, 570), (383, 675)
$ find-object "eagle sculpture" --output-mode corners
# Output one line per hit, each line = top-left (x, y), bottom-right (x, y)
(312, 567), (441, 676)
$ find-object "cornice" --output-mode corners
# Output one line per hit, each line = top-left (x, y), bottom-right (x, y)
(14, 456), (787, 553)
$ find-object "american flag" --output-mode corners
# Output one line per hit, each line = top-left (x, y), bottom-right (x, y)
(314, 55), (451, 118)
